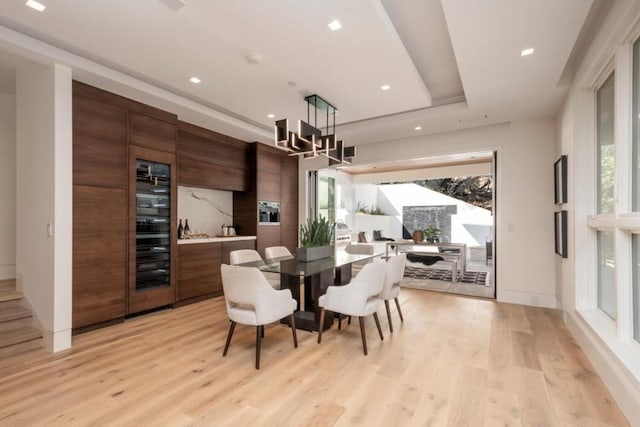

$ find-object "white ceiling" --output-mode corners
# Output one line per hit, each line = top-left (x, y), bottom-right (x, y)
(0, 0), (600, 146)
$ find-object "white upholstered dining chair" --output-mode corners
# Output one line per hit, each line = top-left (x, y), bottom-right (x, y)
(317, 261), (386, 355)
(229, 249), (262, 265)
(380, 253), (407, 333)
(229, 249), (280, 289)
(264, 246), (293, 260)
(220, 264), (298, 369)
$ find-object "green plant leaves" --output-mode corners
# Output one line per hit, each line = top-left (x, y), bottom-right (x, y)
(299, 215), (332, 248)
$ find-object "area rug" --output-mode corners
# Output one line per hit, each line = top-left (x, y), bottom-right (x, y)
(404, 266), (487, 285)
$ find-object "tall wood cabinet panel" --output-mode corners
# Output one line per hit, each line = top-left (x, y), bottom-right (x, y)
(72, 82), (129, 330)
(72, 185), (127, 329)
(234, 143), (298, 257)
(280, 155), (299, 253)
(177, 122), (249, 191)
(256, 145), (282, 202)
(73, 94), (128, 189)
(256, 226), (281, 257)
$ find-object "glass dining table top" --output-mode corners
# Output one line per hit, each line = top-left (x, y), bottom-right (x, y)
(237, 251), (379, 277)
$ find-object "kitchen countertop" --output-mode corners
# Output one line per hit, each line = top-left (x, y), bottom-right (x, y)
(177, 235), (257, 245)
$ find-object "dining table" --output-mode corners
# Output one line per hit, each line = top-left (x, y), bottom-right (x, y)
(237, 251), (380, 332)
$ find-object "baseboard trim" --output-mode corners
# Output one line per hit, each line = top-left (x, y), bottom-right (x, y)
(497, 288), (558, 308)
(565, 312), (640, 425)
(0, 265), (16, 281)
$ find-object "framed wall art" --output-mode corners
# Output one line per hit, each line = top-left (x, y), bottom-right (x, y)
(554, 155), (568, 204)
(554, 210), (568, 258)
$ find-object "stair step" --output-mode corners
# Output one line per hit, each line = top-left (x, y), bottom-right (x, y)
(0, 336), (43, 358)
(0, 325), (42, 349)
(0, 291), (23, 303)
(0, 279), (16, 292)
(0, 316), (33, 333)
(0, 302), (31, 323)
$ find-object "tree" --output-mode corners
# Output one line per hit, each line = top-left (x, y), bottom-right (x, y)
(412, 176), (493, 210)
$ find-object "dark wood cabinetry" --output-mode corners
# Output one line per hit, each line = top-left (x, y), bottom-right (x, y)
(129, 112), (177, 153)
(72, 185), (127, 329)
(177, 122), (249, 191)
(72, 95), (128, 189)
(72, 84), (129, 330)
(234, 143), (299, 257)
(72, 82), (289, 330)
(72, 82), (179, 330)
(177, 243), (222, 301)
(177, 239), (255, 303)
(280, 152), (299, 252)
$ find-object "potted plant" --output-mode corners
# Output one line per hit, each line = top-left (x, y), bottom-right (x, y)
(423, 226), (440, 243)
(298, 215), (334, 261)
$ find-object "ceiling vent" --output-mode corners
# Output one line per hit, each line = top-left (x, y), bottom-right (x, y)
(246, 54), (263, 65)
(157, 0), (186, 11)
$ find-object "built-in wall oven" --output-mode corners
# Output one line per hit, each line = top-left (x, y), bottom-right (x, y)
(258, 201), (280, 225)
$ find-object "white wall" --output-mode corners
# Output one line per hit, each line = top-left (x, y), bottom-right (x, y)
(556, 0), (640, 421)
(376, 183), (493, 246)
(16, 62), (72, 352)
(0, 92), (16, 280)
(301, 119), (557, 308)
(177, 186), (233, 236)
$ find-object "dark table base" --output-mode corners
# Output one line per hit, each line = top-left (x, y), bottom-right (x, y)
(280, 264), (353, 332)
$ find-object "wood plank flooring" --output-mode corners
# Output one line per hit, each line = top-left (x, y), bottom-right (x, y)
(0, 289), (629, 426)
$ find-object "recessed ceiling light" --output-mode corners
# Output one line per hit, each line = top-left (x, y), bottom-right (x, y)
(521, 48), (535, 56)
(414, 126), (422, 131)
(25, 0), (46, 12)
(267, 114), (275, 119)
(328, 20), (342, 31)
(381, 84), (391, 91)
(189, 77), (201, 84)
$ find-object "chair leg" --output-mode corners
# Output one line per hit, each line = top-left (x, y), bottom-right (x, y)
(394, 297), (404, 322)
(358, 317), (368, 355)
(318, 308), (326, 344)
(261, 326), (265, 338)
(223, 321), (236, 356)
(338, 314), (342, 330)
(255, 325), (262, 369)
(384, 300), (393, 333)
(348, 316), (352, 325)
(373, 312), (384, 341)
(290, 313), (298, 348)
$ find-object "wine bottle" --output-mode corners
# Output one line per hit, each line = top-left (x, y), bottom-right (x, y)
(178, 219), (184, 239)
(184, 219), (191, 237)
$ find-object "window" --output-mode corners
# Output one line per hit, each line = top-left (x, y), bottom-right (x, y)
(597, 73), (615, 214)
(318, 176), (335, 223)
(633, 41), (640, 211)
(633, 235), (640, 342)
(597, 230), (616, 320)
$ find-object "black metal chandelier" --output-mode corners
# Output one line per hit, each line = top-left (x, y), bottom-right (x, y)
(274, 94), (356, 166)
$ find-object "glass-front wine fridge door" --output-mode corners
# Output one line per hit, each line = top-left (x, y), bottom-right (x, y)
(135, 159), (171, 291)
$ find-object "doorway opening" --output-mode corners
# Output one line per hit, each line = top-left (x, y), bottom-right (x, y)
(316, 150), (497, 299)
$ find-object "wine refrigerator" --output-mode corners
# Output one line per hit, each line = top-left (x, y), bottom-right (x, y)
(129, 147), (176, 314)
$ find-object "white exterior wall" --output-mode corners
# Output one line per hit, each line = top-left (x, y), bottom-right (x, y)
(377, 183), (493, 246)
(300, 118), (557, 308)
(0, 93), (16, 280)
(16, 62), (72, 352)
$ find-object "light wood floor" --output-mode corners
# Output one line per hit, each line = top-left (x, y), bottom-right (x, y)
(0, 289), (629, 426)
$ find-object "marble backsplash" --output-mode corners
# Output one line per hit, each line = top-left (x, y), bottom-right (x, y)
(177, 186), (234, 237)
